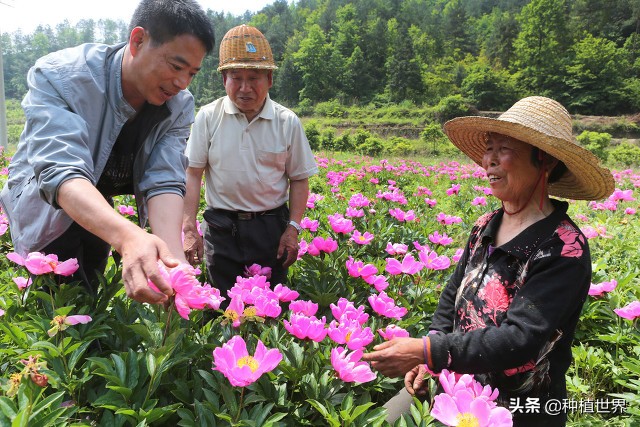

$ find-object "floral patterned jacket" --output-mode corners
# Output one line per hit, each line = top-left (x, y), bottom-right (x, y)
(428, 200), (590, 410)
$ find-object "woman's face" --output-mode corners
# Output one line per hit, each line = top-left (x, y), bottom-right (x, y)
(482, 134), (541, 203)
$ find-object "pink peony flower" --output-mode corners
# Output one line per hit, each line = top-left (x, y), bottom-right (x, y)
(588, 279), (618, 297)
(212, 335), (282, 387)
(300, 217), (319, 232)
(284, 313), (327, 342)
(289, 299), (319, 316)
(609, 188), (635, 202)
(471, 196), (487, 206)
(424, 197), (437, 207)
(368, 292), (407, 320)
(428, 231), (453, 246)
(273, 284), (299, 302)
(48, 314), (92, 337)
(223, 297), (245, 328)
(346, 257), (378, 279)
(228, 275), (271, 304)
(307, 236), (339, 256)
(331, 347), (376, 383)
(327, 213), (355, 234)
(149, 263), (224, 319)
(446, 184), (461, 196)
(345, 207), (365, 218)
(350, 230), (375, 245)
(13, 276), (33, 290)
(330, 298), (369, 325)
(327, 320), (374, 350)
(244, 263), (272, 278)
(389, 208), (416, 222)
(297, 238), (309, 259)
(452, 248), (464, 263)
(614, 300), (640, 320)
(348, 193), (371, 208)
(385, 242), (408, 256)
(378, 324), (410, 340)
(385, 253), (423, 276)
(432, 369), (512, 426)
(252, 290), (282, 318)
(362, 274), (390, 292)
(117, 205), (135, 216)
(419, 249), (452, 271)
(436, 212), (462, 225)
(9, 252), (80, 276)
(306, 193), (324, 209)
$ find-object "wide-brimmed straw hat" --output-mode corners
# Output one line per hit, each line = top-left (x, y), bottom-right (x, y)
(218, 24), (277, 71)
(443, 96), (614, 200)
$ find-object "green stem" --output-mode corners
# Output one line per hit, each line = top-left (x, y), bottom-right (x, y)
(162, 299), (175, 347)
(234, 387), (245, 423)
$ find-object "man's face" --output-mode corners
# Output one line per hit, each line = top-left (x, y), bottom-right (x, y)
(222, 69), (273, 120)
(125, 28), (207, 109)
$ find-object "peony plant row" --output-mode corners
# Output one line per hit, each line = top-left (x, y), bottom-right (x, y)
(0, 152), (639, 426)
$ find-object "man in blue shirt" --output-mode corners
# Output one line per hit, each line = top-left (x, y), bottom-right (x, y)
(0, 0), (215, 304)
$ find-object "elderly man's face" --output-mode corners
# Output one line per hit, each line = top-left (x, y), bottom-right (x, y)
(223, 69), (273, 122)
(482, 134), (541, 204)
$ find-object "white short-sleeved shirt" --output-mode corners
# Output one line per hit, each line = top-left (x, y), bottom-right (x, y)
(186, 95), (318, 212)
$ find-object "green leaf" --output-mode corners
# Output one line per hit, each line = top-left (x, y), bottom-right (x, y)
(31, 341), (62, 358)
(111, 353), (128, 387)
(146, 353), (156, 377)
(106, 385), (133, 399)
(126, 349), (140, 389)
(67, 340), (93, 372)
(0, 398), (17, 419)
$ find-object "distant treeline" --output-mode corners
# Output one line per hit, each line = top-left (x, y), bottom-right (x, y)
(1, 0), (639, 115)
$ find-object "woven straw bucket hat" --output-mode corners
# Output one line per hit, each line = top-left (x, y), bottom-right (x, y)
(444, 96), (614, 201)
(218, 24), (277, 71)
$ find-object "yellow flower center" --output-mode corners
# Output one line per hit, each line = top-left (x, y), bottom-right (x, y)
(224, 309), (239, 321)
(457, 413), (480, 427)
(9, 373), (22, 386)
(243, 307), (257, 317)
(345, 331), (352, 342)
(237, 355), (259, 372)
(51, 315), (65, 326)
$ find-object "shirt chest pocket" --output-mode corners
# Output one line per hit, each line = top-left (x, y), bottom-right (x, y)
(257, 150), (287, 185)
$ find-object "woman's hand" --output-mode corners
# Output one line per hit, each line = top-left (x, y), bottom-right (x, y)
(361, 337), (424, 377)
(405, 364), (432, 397)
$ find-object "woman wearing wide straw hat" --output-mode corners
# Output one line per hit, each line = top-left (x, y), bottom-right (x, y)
(363, 96), (614, 426)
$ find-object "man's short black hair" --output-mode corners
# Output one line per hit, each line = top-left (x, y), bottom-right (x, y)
(130, 0), (215, 54)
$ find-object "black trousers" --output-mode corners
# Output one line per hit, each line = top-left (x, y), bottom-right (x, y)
(203, 205), (289, 307)
(41, 221), (112, 293)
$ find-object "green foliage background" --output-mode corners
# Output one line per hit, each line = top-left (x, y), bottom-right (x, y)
(1, 0), (639, 114)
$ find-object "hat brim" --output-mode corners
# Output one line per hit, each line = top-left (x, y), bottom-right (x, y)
(218, 63), (278, 71)
(444, 116), (614, 200)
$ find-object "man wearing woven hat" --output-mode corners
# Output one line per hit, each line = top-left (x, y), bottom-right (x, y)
(363, 96), (614, 426)
(183, 25), (317, 303)
(0, 0), (215, 305)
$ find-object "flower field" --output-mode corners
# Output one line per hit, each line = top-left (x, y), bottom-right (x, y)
(0, 151), (639, 426)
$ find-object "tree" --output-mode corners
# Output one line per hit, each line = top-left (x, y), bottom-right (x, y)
(461, 58), (518, 110)
(293, 24), (339, 102)
(511, 0), (572, 98)
(565, 34), (629, 114)
(342, 46), (375, 103)
(385, 19), (424, 103)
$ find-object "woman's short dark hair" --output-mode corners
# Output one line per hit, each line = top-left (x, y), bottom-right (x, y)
(130, 0), (215, 54)
(531, 147), (568, 183)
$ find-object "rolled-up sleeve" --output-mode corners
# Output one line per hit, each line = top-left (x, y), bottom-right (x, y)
(24, 65), (97, 208)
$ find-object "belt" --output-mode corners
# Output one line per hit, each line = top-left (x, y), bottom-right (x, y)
(211, 205), (285, 221)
